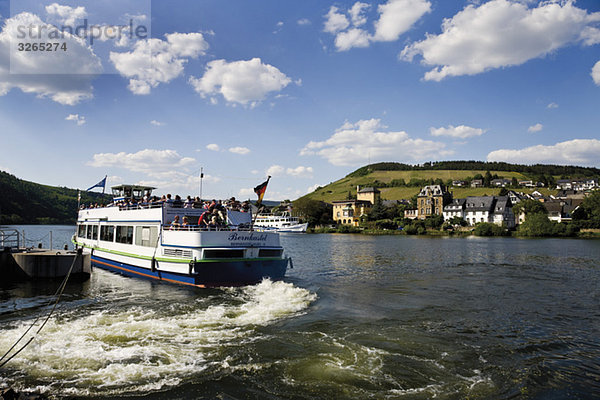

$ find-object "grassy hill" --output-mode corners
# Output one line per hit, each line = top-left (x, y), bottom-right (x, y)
(301, 161), (600, 203)
(0, 171), (108, 224)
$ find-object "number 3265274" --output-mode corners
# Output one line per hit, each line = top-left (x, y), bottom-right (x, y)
(17, 42), (67, 52)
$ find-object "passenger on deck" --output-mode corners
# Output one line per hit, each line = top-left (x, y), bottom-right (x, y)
(173, 195), (183, 208)
(182, 216), (190, 230)
(170, 215), (181, 230)
(198, 209), (210, 228)
(193, 196), (203, 208)
(184, 196), (193, 208)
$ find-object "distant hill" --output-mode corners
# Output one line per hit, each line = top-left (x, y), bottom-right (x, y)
(0, 171), (108, 224)
(300, 161), (600, 203)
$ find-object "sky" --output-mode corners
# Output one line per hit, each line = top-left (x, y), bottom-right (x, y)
(0, 0), (599, 201)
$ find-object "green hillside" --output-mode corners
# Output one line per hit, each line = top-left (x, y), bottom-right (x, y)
(0, 171), (108, 224)
(301, 161), (600, 203)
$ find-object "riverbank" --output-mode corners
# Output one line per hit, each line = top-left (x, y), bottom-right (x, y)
(310, 226), (600, 238)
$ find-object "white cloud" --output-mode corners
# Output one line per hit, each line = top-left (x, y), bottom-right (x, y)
(527, 123), (543, 133)
(306, 183), (323, 194)
(189, 58), (292, 106)
(349, 2), (370, 27)
(593, 60), (600, 86)
(324, 6), (350, 34)
(239, 188), (255, 198)
(372, 0), (432, 42)
(286, 166), (314, 178)
(228, 146), (250, 155)
(325, 0), (431, 51)
(335, 28), (370, 51)
(487, 139), (600, 166)
(547, 102), (559, 109)
(297, 18), (311, 26)
(266, 165), (286, 177)
(45, 3), (86, 26)
(430, 124), (485, 139)
(66, 114), (86, 126)
(401, 0), (600, 81)
(150, 120), (164, 126)
(206, 143), (220, 152)
(88, 149), (195, 175)
(110, 32), (209, 94)
(301, 118), (447, 166)
(0, 12), (102, 104)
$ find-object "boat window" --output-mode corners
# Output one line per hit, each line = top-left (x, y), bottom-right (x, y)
(78, 224), (86, 238)
(86, 225), (94, 239)
(116, 226), (134, 244)
(203, 249), (244, 259)
(259, 249), (281, 257)
(100, 225), (115, 242)
(91, 225), (98, 240)
(135, 226), (158, 247)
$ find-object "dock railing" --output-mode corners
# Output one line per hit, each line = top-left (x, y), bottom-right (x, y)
(0, 229), (20, 250)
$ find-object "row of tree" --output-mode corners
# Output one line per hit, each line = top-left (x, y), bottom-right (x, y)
(348, 161), (600, 179)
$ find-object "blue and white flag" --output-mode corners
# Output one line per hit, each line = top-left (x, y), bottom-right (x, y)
(87, 176), (107, 192)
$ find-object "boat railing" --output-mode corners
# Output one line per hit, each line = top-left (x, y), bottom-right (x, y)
(0, 229), (20, 250)
(162, 224), (253, 232)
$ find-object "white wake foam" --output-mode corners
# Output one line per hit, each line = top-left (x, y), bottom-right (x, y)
(0, 279), (316, 396)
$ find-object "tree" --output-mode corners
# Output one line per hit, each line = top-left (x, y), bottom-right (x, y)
(484, 171), (492, 187)
(368, 198), (387, 221)
(474, 222), (507, 236)
(511, 177), (519, 187)
(449, 216), (467, 226)
(292, 197), (333, 227)
(517, 213), (576, 237)
(513, 199), (547, 216)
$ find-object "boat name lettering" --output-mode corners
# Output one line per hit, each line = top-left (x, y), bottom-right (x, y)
(227, 232), (268, 242)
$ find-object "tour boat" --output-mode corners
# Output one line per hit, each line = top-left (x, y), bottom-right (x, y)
(253, 213), (308, 233)
(73, 185), (290, 287)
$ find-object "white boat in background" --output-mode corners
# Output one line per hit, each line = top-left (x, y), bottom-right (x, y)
(254, 213), (308, 233)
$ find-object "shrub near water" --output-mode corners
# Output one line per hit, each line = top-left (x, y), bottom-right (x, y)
(517, 213), (578, 237)
(473, 222), (508, 237)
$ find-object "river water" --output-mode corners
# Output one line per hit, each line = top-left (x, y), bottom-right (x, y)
(1, 225), (599, 399)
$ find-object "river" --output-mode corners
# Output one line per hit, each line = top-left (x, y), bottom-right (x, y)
(1, 225), (599, 399)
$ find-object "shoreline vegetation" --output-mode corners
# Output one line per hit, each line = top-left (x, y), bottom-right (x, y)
(309, 225), (600, 239)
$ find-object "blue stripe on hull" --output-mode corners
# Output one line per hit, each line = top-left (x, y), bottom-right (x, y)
(91, 255), (288, 287)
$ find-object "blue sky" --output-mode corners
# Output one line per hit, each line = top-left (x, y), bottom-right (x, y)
(0, 0), (599, 201)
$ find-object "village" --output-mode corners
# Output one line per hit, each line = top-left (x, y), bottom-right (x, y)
(328, 177), (600, 234)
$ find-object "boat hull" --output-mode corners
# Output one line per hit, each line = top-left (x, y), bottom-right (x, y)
(92, 254), (288, 288)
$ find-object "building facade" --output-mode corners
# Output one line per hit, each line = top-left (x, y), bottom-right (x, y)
(416, 185), (452, 219)
(332, 200), (373, 226)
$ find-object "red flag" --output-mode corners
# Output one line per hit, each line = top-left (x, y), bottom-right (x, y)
(254, 176), (271, 206)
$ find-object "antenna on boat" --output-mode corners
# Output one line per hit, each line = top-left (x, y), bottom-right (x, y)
(199, 167), (204, 201)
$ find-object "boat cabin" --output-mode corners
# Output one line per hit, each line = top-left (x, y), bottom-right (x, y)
(111, 184), (155, 202)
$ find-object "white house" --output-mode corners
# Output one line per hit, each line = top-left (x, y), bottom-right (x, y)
(457, 196), (515, 228)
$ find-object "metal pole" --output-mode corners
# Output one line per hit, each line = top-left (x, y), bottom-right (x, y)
(50, 231), (53, 250)
(199, 167), (204, 201)
(22, 230), (25, 248)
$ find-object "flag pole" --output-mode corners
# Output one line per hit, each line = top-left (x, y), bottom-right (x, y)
(250, 176), (271, 230)
(102, 175), (107, 197)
